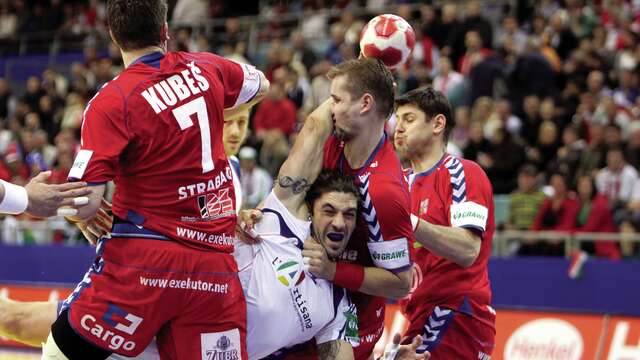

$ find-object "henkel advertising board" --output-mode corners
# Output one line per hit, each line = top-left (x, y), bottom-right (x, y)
(495, 310), (604, 360)
(602, 316), (640, 360)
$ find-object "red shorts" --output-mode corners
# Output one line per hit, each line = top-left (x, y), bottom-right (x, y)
(354, 323), (383, 360)
(61, 237), (247, 359)
(402, 306), (495, 360)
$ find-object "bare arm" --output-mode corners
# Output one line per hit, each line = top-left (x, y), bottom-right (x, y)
(273, 99), (333, 218)
(303, 239), (412, 299)
(414, 218), (481, 268)
(317, 340), (353, 360)
(359, 267), (412, 299)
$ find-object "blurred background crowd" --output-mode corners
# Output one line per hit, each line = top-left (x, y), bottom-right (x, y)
(0, 0), (639, 259)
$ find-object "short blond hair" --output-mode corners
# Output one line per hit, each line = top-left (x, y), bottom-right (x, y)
(327, 58), (395, 118)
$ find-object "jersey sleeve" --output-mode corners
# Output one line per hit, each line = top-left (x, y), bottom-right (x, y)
(315, 287), (359, 347)
(444, 158), (491, 234)
(259, 190), (311, 241)
(68, 89), (129, 184)
(364, 173), (412, 272)
(211, 55), (261, 109)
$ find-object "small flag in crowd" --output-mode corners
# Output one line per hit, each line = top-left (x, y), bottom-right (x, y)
(568, 251), (588, 279)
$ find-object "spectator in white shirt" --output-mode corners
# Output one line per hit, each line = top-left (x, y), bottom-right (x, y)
(596, 147), (639, 208)
(239, 147), (273, 209)
(432, 57), (464, 97)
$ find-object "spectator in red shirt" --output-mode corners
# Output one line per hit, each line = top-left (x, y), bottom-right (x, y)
(252, 81), (297, 138)
(520, 171), (580, 256)
(575, 174), (621, 260)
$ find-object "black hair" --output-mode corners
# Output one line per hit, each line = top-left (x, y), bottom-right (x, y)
(305, 170), (359, 211)
(395, 86), (455, 142)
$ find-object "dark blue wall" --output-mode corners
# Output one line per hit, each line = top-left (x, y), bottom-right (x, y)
(1, 244), (639, 316)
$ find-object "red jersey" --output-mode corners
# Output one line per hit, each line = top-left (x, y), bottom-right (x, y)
(69, 51), (261, 252)
(400, 154), (496, 329)
(323, 134), (413, 343)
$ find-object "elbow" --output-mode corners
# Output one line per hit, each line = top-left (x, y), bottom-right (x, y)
(387, 270), (412, 299)
(456, 242), (481, 268)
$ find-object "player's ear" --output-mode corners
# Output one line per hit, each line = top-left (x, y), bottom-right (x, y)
(162, 22), (170, 41)
(360, 93), (374, 115)
(432, 113), (446, 136)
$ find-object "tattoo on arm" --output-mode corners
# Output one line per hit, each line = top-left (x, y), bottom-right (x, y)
(278, 176), (311, 194)
(317, 341), (341, 360)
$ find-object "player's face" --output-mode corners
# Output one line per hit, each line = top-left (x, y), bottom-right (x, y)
(330, 75), (364, 142)
(394, 104), (433, 158)
(311, 191), (358, 258)
(223, 111), (250, 156)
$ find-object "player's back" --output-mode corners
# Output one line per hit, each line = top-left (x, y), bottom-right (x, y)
(77, 51), (252, 251)
(234, 192), (353, 359)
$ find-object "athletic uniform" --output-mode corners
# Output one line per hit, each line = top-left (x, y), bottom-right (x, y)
(61, 51), (261, 359)
(400, 154), (496, 359)
(323, 134), (413, 359)
(235, 191), (358, 359)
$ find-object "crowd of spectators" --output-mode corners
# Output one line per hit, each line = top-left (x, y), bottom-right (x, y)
(0, 0), (639, 258)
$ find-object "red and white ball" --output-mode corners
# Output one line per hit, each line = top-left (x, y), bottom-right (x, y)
(359, 14), (416, 70)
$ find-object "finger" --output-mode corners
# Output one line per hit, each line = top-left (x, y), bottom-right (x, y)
(95, 208), (112, 222)
(29, 170), (52, 183)
(87, 224), (103, 239)
(411, 334), (422, 349)
(57, 207), (78, 217)
(100, 198), (112, 210)
(94, 213), (113, 231)
(52, 181), (89, 192)
(58, 187), (92, 198)
(58, 196), (90, 207)
(422, 351), (431, 360)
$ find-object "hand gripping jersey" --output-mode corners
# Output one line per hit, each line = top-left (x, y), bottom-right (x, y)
(399, 154), (496, 351)
(323, 134), (413, 357)
(234, 191), (358, 359)
(69, 51), (260, 251)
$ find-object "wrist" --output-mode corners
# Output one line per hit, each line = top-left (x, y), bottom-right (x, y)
(0, 180), (28, 215)
(332, 262), (365, 291)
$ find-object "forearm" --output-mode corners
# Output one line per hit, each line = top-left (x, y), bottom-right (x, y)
(317, 340), (353, 360)
(414, 218), (480, 268)
(358, 267), (411, 299)
(0, 298), (57, 347)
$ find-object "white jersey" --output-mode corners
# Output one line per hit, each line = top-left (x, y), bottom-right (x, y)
(235, 191), (357, 359)
(229, 155), (243, 211)
(110, 191), (356, 360)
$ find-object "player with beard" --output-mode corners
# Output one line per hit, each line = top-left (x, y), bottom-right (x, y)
(300, 58), (414, 359)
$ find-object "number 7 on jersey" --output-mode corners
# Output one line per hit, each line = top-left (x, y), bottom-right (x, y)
(172, 96), (214, 173)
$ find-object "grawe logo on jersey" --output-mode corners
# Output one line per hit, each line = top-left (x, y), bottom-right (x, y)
(201, 329), (240, 360)
(198, 188), (234, 218)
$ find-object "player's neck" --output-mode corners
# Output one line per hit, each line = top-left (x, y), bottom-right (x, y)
(343, 122), (385, 169)
(411, 142), (446, 174)
(121, 46), (166, 68)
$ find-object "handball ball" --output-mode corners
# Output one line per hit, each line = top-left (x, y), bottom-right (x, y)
(359, 14), (416, 70)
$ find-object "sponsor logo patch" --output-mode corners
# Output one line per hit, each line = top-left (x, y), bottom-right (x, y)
(201, 329), (241, 360)
(450, 201), (488, 231)
(68, 149), (93, 180)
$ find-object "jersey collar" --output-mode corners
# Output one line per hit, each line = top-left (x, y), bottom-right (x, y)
(131, 51), (165, 68)
(408, 152), (448, 188)
(338, 133), (386, 177)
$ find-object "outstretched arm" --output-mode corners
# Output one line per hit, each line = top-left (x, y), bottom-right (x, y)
(274, 99), (333, 218)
